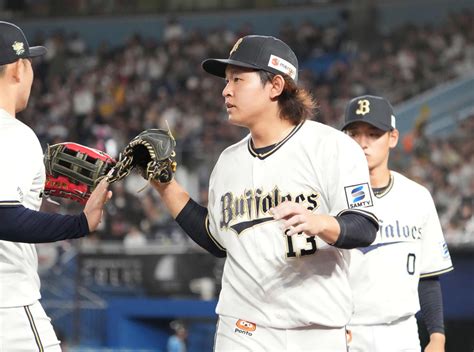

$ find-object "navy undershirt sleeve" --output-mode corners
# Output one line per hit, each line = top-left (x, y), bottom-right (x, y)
(0, 205), (89, 243)
(419, 276), (445, 335)
(175, 199), (226, 258)
(333, 212), (378, 249)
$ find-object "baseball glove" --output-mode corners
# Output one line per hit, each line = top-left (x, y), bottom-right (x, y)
(44, 142), (116, 204)
(111, 129), (177, 184)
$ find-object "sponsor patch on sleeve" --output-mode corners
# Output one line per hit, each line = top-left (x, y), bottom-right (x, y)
(439, 240), (451, 260)
(344, 183), (373, 209)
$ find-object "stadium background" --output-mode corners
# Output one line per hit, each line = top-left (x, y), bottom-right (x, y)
(3, 0), (473, 350)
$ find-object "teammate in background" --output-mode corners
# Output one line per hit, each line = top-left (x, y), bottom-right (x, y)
(0, 21), (111, 351)
(341, 95), (453, 352)
(151, 35), (379, 350)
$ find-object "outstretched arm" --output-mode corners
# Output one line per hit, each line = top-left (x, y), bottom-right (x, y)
(151, 180), (226, 257)
(151, 179), (191, 218)
(0, 178), (111, 243)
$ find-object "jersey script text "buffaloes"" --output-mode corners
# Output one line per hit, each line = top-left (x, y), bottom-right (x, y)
(220, 186), (320, 235)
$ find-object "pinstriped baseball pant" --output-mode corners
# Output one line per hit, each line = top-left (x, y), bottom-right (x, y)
(0, 301), (61, 352)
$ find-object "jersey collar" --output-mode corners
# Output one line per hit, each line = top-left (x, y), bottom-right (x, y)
(373, 173), (394, 198)
(247, 122), (303, 160)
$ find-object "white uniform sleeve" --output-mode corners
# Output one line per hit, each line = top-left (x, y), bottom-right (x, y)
(419, 188), (453, 277)
(323, 133), (376, 219)
(0, 128), (37, 205)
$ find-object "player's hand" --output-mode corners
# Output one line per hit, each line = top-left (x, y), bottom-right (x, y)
(271, 201), (322, 236)
(424, 333), (445, 352)
(84, 178), (113, 232)
(271, 201), (340, 244)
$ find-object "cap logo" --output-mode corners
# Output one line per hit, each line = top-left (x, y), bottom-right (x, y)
(230, 38), (243, 56)
(267, 54), (297, 80)
(356, 99), (370, 116)
(12, 41), (25, 56)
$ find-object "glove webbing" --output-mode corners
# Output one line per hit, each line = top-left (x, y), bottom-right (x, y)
(122, 138), (175, 181)
(106, 155), (133, 184)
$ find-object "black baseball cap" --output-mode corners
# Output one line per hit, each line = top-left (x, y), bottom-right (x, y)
(202, 35), (298, 82)
(341, 95), (396, 132)
(0, 21), (47, 66)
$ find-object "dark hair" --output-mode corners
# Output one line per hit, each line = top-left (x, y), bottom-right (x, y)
(258, 71), (316, 124)
(0, 65), (5, 76)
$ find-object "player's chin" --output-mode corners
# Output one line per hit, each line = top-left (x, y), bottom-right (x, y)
(227, 114), (242, 126)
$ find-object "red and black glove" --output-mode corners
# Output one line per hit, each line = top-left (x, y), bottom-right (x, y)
(43, 142), (116, 204)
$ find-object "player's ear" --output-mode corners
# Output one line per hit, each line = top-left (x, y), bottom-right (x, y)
(388, 128), (399, 149)
(269, 74), (285, 99)
(8, 60), (22, 83)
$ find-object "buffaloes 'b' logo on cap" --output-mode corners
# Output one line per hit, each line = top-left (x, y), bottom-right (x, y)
(355, 99), (371, 116)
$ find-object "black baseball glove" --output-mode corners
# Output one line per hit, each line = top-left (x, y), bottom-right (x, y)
(110, 129), (177, 183)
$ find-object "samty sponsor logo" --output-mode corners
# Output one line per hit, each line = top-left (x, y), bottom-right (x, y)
(235, 319), (256, 336)
(344, 183), (373, 208)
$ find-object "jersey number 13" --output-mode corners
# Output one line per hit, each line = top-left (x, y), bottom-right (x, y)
(285, 231), (317, 258)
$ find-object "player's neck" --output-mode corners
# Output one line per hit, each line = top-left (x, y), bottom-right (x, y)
(0, 86), (17, 118)
(250, 119), (296, 148)
(0, 105), (15, 118)
(369, 167), (391, 189)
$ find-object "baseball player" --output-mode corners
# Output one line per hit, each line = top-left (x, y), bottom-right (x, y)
(151, 35), (379, 351)
(0, 21), (111, 351)
(341, 95), (453, 352)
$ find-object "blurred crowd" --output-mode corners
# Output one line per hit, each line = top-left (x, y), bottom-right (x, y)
(393, 116), (474, 245)
(23, 10), (473, 246)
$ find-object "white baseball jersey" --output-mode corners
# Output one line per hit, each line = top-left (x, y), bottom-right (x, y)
(349, 171), (453, 325)
(0, 108), (45, 308)
(206, 120), (377, 329)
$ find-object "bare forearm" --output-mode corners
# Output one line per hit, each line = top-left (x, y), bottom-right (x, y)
(425, 332), (445, 352)
(151, 179), (191, 219)
(271, 202), (377, 249)
(313, 214), (341, 244)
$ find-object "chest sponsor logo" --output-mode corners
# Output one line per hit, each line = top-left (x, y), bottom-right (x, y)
(220, 186), (320, 235)
(344, 183), (373, 209)
(235, 319), (256, 336)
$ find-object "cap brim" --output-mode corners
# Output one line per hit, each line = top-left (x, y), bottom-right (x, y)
(341, 119), (392, 132)
(202, 58), (259, 78)
(29, 46), (47, 58)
